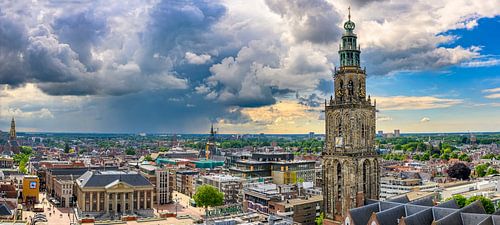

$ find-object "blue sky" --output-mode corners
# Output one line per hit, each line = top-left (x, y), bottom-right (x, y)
(0, 0), (498, 134)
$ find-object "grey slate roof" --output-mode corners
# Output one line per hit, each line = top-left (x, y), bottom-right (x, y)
(408, 197), (433, 206)
(350, 203), (379, 225)
(405, 204), (428, 216)
(461, 213), (490, 225)
(387, 195), (410, 204)
(348, 196), (500, 225)
(380, 201), (403, 211)
(477, 216), (494, 225)
(434, 210), (462, 225)
(433, 207), (460, 220)
(403, 208), (433, 225)
(376, 205), (406, 225)
(77, 170), (152, 187)
(461, 200), (486, 214)
(436, 199), (460, 209)
(0, 204), (12, 216)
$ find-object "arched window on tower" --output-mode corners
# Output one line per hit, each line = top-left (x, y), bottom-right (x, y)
(363, 161), (369, 199)
(338, 121), (342, 136)
(361, 124), (365, 138)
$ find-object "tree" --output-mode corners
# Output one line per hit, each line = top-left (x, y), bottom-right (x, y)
(315, 212), (324, 225)
(125, 147), (136, 155)
(144, 155), (153, 161)
(465, 196), (495, 214)
(446, 195), (466, 208)
(447, 163), (471, 180)
(64, 143), (70, 153)
(486, 167), (498, 176)
(475, 164), (489, 177)
(193, 185), (224, 209)
(459, 154), (471, 162)
(20, 146), (33, 155)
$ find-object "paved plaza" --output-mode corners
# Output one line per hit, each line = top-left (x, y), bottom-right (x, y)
(22, 192), (204, 225)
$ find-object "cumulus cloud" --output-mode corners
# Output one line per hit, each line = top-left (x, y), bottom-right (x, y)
(375, 96), (463, 110)
(420, 117), (430, 123)
(185, 52), (211, 64)
(265, 0), (342, 44)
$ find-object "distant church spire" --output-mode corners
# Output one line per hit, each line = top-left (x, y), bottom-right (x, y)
(9, 117), (16, 140)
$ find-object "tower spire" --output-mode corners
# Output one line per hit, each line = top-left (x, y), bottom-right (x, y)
(9, 117), (16, 140)
(348, 6), (351, 21)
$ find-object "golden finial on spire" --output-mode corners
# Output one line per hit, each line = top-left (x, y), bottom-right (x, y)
(348, 6), (351, 20)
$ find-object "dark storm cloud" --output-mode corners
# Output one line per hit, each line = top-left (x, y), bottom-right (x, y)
(265, 0), (342, 44)
(0, 10), (29, 86)
(93, 90), (251, 133)
(53, 10), (108, 72)
(138, 0), (227, 74)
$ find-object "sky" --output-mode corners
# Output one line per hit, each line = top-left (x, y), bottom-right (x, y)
(0, 0), (499, 134)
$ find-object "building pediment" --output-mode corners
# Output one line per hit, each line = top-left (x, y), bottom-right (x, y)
(105, 179), (134, 190)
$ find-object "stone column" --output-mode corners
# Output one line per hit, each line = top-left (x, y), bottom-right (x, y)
(130, 192), (134, 213)
(113, 193), (118, 214)
(121, 193), (126, 214)
(104, 193), (109, 214)
(150, 190), (154, 209)
(89, 192), (93, 211)
(82, 192), (86, 211)
(97, 192), (100, 212)
(143, 191), (147, 209)
(135, 191), (138, 210)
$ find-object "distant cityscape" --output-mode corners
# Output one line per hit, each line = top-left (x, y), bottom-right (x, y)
(0, 3), (499, 225)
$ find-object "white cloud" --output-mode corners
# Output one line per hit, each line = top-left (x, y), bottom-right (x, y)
(462, 58), (500, 67)
(374, 96), (463, 110)
(420, 117), (430, 123)
(482, 87), (500, 93)
(185, 52), (211, 64)
(485, 93), (500, 99)
(482, 87), (500, 99)
(377, 115), (393, 121)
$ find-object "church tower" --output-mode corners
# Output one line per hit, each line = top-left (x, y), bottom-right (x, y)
(9, 117), (16, 140)
(322, 9), (380, 223)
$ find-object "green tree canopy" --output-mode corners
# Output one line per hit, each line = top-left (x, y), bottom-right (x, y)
(125, 147), (136, 155)
(458, 154), (471, 162)
(446, 195), (466, 208)
(193, 185), (224, 208)
(144, 155), (153, 161)
(315, 212), (324, 225)
(486, 167), (498, 176)
(475, 164), (489, 177)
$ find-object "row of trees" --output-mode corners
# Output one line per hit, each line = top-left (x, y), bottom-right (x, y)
(13, 146), (33, 174)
